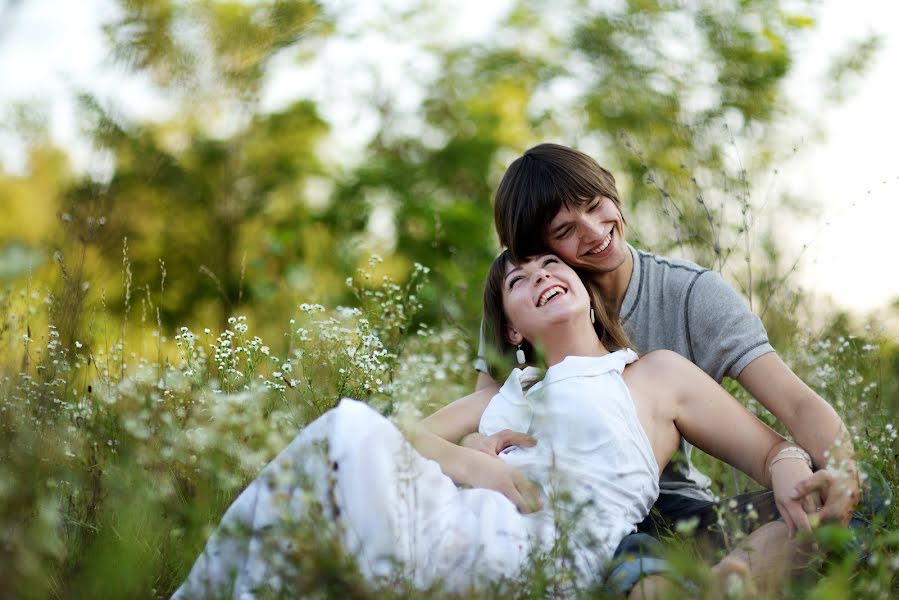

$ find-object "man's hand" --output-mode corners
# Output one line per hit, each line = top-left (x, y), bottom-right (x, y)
(460, 429), (536, 456)
(789, 468), (860, 528)
(461, 449), (543, 513)
(770, 458), (819, 537)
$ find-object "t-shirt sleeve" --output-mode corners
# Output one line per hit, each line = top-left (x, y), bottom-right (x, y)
(686, 270), (774, 382)
(474, 318), (489, 373)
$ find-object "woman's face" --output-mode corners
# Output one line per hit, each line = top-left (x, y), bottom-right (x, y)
(501, 254), (591, 345)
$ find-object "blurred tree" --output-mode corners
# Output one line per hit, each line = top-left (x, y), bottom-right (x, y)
(15, 0), (878, 340)
(331, 0), (878, 337)
(67, 96), (328, 327)
(0, 103), (66, 256)
(62, 0), (333, 327)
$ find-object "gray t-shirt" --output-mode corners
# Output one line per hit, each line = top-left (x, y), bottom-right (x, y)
(475, 244), (774, 501)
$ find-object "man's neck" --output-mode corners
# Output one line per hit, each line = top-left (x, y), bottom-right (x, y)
(588, 246), (634, 315)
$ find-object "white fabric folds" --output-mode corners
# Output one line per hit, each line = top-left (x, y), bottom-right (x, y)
(173, 349), (658, 598)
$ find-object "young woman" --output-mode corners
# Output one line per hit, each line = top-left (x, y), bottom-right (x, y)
(173, 252), (815, 599)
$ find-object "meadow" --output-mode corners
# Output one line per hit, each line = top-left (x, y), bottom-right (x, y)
(1, 243), (896, 599)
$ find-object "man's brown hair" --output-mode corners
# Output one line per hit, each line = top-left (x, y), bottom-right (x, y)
(494, 143), (625, 260)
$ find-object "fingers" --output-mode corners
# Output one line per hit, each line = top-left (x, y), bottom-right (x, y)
(821, 475), (860, 525)
(789, 470), (834, 502)
(789, 470), (859, 525)
(784, 500), (812, 536)
(504, 482), (540, 513)
(778, 502), (797, 537)
(800, 490), (822, 515)
(517, 484), (543, 513)
(817, 494), (852, 526)
(512, 474), (543, 513)
(495, 429), (537, 452)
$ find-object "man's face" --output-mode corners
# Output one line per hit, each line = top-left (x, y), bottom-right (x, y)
(544, 196), (628, 274)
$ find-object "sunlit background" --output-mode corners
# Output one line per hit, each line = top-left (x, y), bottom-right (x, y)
(1, 0), (898, 338)
(1, 2), (898, 597)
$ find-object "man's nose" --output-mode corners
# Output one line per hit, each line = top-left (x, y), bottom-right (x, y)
(577, 219), (601, 241)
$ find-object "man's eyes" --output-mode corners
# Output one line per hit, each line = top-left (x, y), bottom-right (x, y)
(553, 227), (572, 240)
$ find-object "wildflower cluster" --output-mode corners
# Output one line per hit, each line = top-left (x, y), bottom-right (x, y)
(792, 332), (896, 473)
(0, 257), (474, 597)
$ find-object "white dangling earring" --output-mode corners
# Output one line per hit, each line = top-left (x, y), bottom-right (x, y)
(590, 306), (595, 324)
(516, 344), (526, 365)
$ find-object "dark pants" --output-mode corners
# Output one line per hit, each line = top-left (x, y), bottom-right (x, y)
(606, 466), (892, 595)
(637, 489), (779, 550)
(638, 464), (893, 553)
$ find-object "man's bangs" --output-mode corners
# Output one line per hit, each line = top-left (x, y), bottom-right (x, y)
(555, 165), (606, 208)
(529, 169), (602, 233)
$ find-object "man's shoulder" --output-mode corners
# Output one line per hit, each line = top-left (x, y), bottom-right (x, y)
(634, 247), (707, 277)
(631, 248), (712, 304)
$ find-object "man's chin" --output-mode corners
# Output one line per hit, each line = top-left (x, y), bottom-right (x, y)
(577, 250), (627, 274)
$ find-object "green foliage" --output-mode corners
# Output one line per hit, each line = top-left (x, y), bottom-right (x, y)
(0, 260), (475, 597)
(105, 0), (332, 96)
(2, 266), (896, 598)
(61, 94), (330, 328)
(1, 0), (896, 597)
(3, 0), (880, 339)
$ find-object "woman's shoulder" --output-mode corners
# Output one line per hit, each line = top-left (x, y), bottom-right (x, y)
(623, 349), (695, 392)
(622, 350), (688, 419)
(629, 348), (688, 372)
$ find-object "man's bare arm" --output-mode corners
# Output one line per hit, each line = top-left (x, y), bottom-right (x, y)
(737, 352), (859, 523)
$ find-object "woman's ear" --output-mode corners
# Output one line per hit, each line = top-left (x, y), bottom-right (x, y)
(505, 324), (523, 347)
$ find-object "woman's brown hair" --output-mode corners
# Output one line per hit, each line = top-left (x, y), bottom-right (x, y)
(482, 250), (633, 379)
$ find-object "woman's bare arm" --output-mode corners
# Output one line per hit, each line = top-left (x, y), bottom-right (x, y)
(405, 424), (541, 513)
(475, 371), (500, 392)
(419, 386), (497, 443)
(403, 386), (542, 512)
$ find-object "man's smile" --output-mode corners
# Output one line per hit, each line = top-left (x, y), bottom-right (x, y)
(584, 229), (613, 256)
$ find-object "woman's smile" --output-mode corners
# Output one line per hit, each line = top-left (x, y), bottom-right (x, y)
(537, 285), (567, 307)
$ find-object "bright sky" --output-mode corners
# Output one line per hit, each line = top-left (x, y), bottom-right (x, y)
(1, 0), (897, 321)
(777, 0), (899, 323)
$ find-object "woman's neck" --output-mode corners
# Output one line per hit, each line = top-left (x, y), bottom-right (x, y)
(540, 322), (608, 367)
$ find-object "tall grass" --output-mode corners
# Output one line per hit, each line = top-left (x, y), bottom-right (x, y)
(1, 242), (897, 598)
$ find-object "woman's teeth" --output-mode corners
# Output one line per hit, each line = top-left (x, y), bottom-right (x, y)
(537, 286), (565, 307)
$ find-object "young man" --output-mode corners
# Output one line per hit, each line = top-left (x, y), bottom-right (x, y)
(470, 143), (860, 538)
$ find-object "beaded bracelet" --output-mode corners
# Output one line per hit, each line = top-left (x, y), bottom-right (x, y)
(768, 446), (813, 482)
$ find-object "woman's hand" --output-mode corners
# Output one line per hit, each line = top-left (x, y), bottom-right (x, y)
(459, 429), (536, 456)
(460, 449), (543, 514)
(770, 458), (819, 537)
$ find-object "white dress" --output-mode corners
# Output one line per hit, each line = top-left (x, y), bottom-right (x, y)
(172, 349), (658, 599)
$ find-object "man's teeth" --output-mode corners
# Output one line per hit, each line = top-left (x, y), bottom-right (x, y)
(588, 232), (612, 255)
(538, 286), (565, 307)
